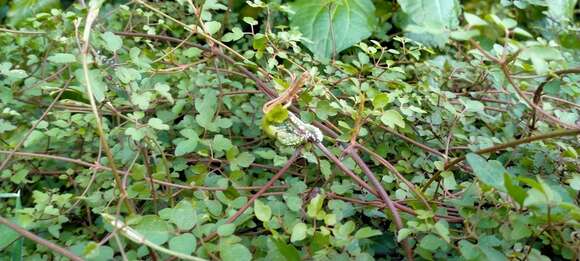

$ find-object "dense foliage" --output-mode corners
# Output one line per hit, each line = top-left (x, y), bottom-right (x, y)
(0, 0), (579, 260)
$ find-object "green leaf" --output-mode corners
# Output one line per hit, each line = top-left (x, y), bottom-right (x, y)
(195, 92), (225, 132)
(264, 104), (288, 124)
(546, 0), (577, 24)
(204, 21), (221, 35)
(458, 240), (480, 260)
(125, 127), (145, 141)
(569, 175), (580, 191)
(7, 0), (60, 26)
(221, 244), (251, 261)
(466, 153), (506, 191)
(183, 47), (202, 58)
(380, 110), (405, 129)
(513, 27), (532, 38)
(47, 53), (76, 64)
(464, 12), (488, 26)
(175, 129), (199, 156)
(175, 139), (198, 157)
(129, 47), (152, 69)
(419, 234), (446, 251)
(1, 67), (27, 80)
(504, 173), (527, 205)
(231, 152), (255, 170)
(461, 98), (484, 113)
(0, 119), (17, 134)
(131, 93), (152, 110)
(285, 195), (302, 212)
(222, 27), (244, 42)
(205, 200), (223, 216)
(354, 227), (382, 239)
(289, 0), (377, 60)
(450, 30), (480, 41)
(291, 222), (307, 242)
(0, 223), (22, 251)
(523, 178), (562, 208)
(159, 201), (197, 230)
(520, 46), (563, 75)
(78, 242), (114, 261)
(481, 246), (508, 261)
(134, 215), (173, 245)
(23, 130), (45, 148)
(242, 17), (258, 26)
(168, 233), (196, 255)
(217, 223), (236, 237)
(148, 118), (169, 130)
(397, 228), (413, 242)
(372, 93), (390, 109)
(254, 199), (272, 222)
(434, 220), (450, 243)
(306, 194), (325, 219)
(441, 171), (457, 190)
(273, 238), (301, 261)
(101, 32), (123, 52)
(75, 69), (108, 102)
(397, 0), (460, 46)
(510, 218), (531, 240)
(154, 83), (174, 104)
(180, 129), (198, 140)
(213, 135), (233, 152)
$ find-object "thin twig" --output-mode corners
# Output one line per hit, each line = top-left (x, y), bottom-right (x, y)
(0, 150), (288, 192)
(315, 143), (377, 195)
(470, 39), (579, 129)
(350, 151), (414, 260)
(423, 128), (580, 190)
(81, 3), (135, 213)
(201, 149), (302, 243)
(530, 68), (580, 129)
(0, 28), (46, 34)
(0, 216), (83, 261)
(0, 78), (72, 173)
(501, 64), (579, 129)
(357, 144), (431, 209)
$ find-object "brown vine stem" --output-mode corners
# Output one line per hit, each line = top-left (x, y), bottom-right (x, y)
(0, 27), (45, 34)
(325, 192), (462, 223)
(315, 143), (377, 195)
(186, 158), (303, 176)
(201, 149), (302, 243)
(470, 39), (579, 130)
(501, 64), (579, 130)
(457, 90), (580, 109)
(378, 125), (446, 158)
(0, 150), (287, 193)
(0, 78), (72, 173)
(357, 144), (431, 210)
(422, 128), (580, 190)
(81, 3), (135, 214)
(350, 150), (414, 261)
(0, 216), (83, 261)
(532, 68), (580, 103)
(530, 67), (580, 130)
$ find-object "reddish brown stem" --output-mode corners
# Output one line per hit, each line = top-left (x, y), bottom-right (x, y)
(350, 150), (414, 260)
(314, 143), (377, 195)
(201, 149), (301, 243)
(0, 216), (83, 261)
(423, 128), (580, 190)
